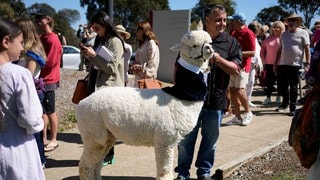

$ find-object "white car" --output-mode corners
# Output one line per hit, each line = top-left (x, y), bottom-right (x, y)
(62, 45), (81, 70)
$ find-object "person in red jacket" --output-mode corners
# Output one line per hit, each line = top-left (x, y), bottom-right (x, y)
(31, 8), (62, 152)
(227, 12), (255, 126)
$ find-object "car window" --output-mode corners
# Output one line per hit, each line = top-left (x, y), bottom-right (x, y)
(63, 47), (79, 54)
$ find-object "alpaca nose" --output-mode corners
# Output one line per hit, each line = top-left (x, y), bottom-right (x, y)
(205, 46), (212, 53)
(203, 44), (213, 54)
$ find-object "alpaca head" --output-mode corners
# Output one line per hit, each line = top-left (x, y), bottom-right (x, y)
(171, 30), (214, 68)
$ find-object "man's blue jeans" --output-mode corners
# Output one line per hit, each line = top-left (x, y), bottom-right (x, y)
(175, 108), (222, 178)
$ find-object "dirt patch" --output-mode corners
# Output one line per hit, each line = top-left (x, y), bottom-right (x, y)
(55, 69), (87, 131)
(224, 141), (309, 180)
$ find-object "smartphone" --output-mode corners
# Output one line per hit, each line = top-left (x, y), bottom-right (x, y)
(79, 42), (86, 50)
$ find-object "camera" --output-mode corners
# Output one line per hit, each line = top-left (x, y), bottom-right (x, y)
(79, 24), (88, 29)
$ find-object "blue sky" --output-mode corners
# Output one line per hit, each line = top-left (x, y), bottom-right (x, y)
(24, 0), (318, 29)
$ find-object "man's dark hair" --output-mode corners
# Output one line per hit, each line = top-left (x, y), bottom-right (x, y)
(204, 4), (226, 19)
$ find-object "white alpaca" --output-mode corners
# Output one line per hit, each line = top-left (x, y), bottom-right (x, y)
(77, 30), (214, 180)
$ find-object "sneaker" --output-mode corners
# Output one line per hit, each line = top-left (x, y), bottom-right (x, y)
(42, 162), (46, 169)
(176, 175), (190, 180)
(225, 116), (242, 126)
(288, 111), (295, 117)
(262, 98), (271, 105)
(242, 111), (253, 126)
(276, 96), (281, 103)
(102, 157), (115, 167)
(223, 111), (233, 118)
(249, 102), (257, 107)
(276, 105), (289, 112)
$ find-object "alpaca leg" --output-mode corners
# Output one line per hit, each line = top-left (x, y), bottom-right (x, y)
(79, 134), (117, 180)
(93, 133), (117, 179)
(154, 145), (174, 180)
(79, 142), (102, 180)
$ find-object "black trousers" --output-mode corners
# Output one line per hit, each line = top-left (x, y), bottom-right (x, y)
(264, 64), (279, 98)
(277, 65), (300, 111)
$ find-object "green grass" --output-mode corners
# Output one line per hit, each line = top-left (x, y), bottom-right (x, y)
(270, 170), (304, 180)
(58, 110), (77, 132)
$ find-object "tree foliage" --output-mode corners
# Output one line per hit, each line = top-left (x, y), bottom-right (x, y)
(191, 0), (236, 23)
(0, 1), (82, 46)
(113, 0), (169, 43)
(79, 0), (169, 45)
(278, 0), (320, 28)
(255, 6), (291, 25)
(0, 2), (15, 20)
(1, 0), (32, 20)
(54, 9), (81, 46)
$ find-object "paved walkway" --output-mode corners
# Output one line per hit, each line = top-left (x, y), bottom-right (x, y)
(44, 85), (296, 179)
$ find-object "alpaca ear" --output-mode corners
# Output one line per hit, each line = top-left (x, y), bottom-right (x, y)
(170, 43), (181, 52)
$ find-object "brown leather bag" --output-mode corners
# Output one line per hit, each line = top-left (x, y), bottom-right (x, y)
(137, 78), (162, 89)
(72, 75), (88, 104)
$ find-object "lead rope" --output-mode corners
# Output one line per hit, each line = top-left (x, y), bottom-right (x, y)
(206, 60), (216, 105)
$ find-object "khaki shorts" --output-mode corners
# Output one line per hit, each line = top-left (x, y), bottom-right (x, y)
(229, 69), (249, 89)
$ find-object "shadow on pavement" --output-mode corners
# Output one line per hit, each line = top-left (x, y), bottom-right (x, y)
(46, 158), (79, 168)
(57, 132), (83, 144)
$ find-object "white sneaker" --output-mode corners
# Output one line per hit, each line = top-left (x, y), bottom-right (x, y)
(249, 102), (257, 107)
(276, 96), (281, 103)
(262, 98), (271, 105)
(242, 111), (253, 126)
(223, 111), (233, 118)
(225, 116), (242, 126)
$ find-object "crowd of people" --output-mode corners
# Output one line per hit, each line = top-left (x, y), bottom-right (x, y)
(0, 3), (320, 180)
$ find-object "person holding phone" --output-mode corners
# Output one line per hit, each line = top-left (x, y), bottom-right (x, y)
(80, 11), (125, 166)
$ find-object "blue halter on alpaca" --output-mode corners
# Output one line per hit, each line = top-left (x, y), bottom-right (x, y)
(162, 57), (207, 101)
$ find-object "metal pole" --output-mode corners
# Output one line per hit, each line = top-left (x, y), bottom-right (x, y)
(106, 0), (113, 22)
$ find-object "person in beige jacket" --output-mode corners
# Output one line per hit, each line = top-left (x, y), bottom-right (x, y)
(80, 11), (125, 166)
(129, 21), (160, 87)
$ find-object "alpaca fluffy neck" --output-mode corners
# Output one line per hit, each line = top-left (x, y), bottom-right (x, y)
(177, 57), (202, 74)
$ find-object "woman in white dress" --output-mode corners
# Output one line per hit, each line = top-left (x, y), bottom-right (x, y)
(0, 18), (45, 179)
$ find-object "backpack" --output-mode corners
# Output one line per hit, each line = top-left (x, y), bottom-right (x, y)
(288, 84), (320, 169)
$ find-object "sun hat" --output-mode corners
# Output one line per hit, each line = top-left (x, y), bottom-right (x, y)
(285, 13), (303, 26)
(115, 25), (131, 40)
(30, 8), (53, 18)
(228, 12), (246, 23)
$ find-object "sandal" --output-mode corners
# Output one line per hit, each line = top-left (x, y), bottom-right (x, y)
(44, 144), (59, 152)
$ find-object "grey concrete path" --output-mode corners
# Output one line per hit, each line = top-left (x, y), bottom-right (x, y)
(44, 85), (296, 179)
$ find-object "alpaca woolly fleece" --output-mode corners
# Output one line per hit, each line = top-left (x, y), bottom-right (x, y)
(76, 30), (214, 180)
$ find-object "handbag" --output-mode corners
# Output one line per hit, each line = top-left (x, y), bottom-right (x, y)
(259, 69), (267, 87)
(72, 75), (89, 104)
(137, 78), (162, 89)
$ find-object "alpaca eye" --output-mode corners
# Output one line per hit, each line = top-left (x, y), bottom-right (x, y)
(192, 45), (197, 48)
